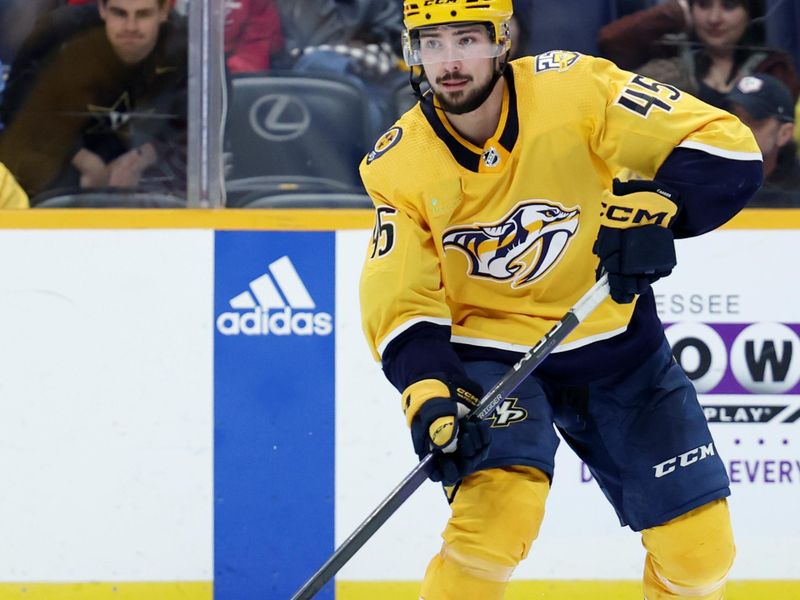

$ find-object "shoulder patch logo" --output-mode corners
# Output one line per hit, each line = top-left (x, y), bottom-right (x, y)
(535, 50), (581, 74)
(443, 200), (580, 288)
(366, 127), (403, 164)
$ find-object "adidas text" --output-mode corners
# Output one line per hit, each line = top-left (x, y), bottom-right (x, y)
(217, 307), (333, 336)
(218, 256), (333, 336)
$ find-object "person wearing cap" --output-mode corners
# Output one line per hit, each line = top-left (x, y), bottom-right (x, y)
(728, 74), (800, 206)
(358, 1), (762, 598)
(598, 0), (800, 109)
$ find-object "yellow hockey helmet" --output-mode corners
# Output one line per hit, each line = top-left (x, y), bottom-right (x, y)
(402, 0), (513, 67)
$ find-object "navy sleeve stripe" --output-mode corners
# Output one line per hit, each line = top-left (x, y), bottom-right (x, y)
(656, 148), (764, 238)
(377, 316), (451, 357)
(382, 321), (466, 392)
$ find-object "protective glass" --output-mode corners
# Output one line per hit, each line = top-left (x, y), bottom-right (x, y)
(402, 23), (508, 67)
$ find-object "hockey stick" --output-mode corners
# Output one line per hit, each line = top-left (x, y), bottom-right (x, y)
(290, 273), (611, 600)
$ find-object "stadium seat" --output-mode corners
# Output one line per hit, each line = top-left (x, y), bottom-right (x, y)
(237, 192), (373, 209)
(227, 72), (371, 186)
(32, 188), (186, 208)
(224, 175), (364, 207)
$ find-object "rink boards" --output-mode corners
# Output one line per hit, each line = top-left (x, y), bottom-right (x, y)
(0, 209), (797, 599)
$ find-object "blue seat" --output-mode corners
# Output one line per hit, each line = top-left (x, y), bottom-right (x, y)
(33, 188), (186, 208)
(227, 72), (371, 186)
(238, 191), (372, 209)
(225, 175), (364, 207)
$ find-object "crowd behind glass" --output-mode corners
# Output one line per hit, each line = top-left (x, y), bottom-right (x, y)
(0, 0), (798, 208)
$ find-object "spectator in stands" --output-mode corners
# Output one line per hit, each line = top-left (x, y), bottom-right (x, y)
(276, 0), (405, 135)
(115, 0), (283, 73)
(598, 0), (800, 109)
(224, 0), (284, 74)
(1, 1), (188, 125)
(0, 162), (29, 208)
(0, 0), (187, 201)
(277, 0), (402, 59)
(727, 74), (800, 207)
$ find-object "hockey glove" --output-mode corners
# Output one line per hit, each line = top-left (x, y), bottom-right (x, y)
(593, 179), (680, 304)
(402, 377), (491, 486)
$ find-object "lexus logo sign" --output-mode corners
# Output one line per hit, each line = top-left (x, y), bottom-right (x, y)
(249, 94), (311, 141)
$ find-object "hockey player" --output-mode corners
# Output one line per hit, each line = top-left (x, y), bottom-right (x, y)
(0, 162), (28, 208)
(358, 1), (763, 599)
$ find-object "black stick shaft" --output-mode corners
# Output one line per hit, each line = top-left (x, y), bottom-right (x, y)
(290, 275), (610, 600)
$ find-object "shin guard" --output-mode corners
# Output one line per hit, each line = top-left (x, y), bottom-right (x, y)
(641, 499), (734, 599)
(420, 466), (550, 600)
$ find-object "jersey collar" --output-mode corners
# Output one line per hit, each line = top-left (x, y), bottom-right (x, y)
(421, 66), (519, 173)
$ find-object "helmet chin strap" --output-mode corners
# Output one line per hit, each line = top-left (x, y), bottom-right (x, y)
(411, 54), (509, 113)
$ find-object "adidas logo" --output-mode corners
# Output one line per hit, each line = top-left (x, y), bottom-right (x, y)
(216, 256), (333, 336)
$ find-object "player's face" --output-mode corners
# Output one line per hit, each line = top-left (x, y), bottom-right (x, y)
(691, 0), (749, 51)
(420, 25), (498, 114)
(99, 0), (170, 65)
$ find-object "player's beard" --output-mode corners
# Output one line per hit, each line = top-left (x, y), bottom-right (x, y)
(433, 71), (497, 115)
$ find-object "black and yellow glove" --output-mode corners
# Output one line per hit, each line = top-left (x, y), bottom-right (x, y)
(402, 376), (491, 485)
(593, 179), (680, 304)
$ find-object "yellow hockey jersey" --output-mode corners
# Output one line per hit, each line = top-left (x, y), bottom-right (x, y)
(0, 163), (29, 209)
(359, 52), (760, 372)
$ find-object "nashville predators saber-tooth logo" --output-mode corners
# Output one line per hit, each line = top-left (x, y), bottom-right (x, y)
(489, 398), (528, 427)
(443, 201), (580, 287)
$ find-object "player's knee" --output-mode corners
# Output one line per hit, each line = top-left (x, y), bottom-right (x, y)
(443, 465), (550, 573)
(643, 499), (735, 595)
